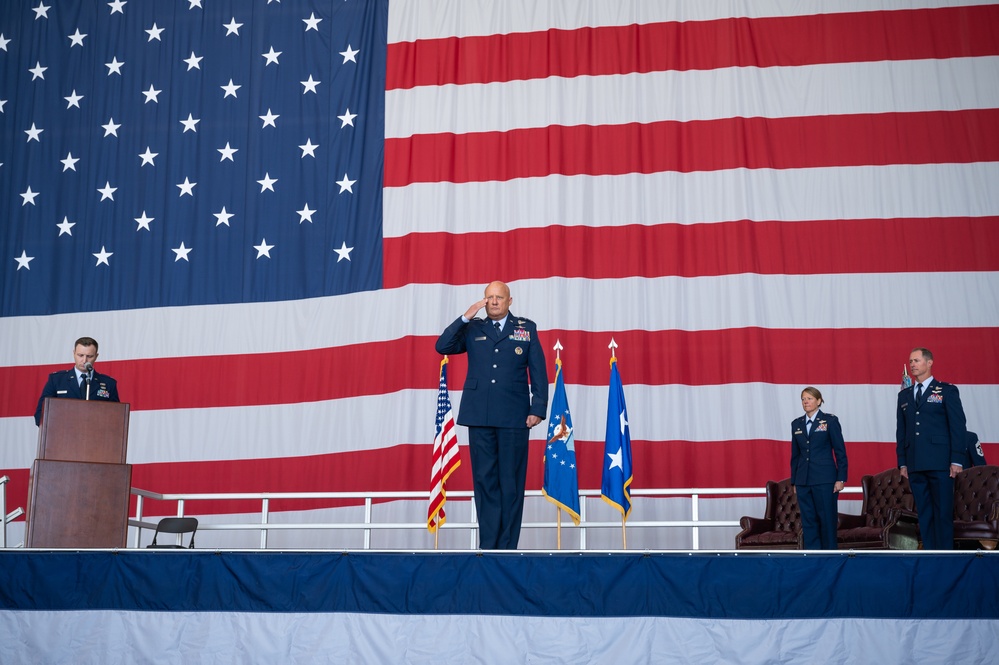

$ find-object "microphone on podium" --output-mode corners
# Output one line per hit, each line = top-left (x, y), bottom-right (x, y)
(84, 362), (93, 400)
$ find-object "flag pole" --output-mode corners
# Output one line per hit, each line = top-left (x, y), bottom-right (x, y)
(438, 356), (446, 552)
(554, 340), (563, 551)
(609, 338), (627, 550)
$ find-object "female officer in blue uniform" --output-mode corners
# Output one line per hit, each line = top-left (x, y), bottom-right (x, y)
(791, 386), (848, 549)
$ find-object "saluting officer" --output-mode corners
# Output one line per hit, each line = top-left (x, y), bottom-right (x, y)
(435, 281), (548, 549)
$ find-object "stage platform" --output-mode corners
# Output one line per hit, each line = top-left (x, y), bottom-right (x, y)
(2, 549), (997, 663)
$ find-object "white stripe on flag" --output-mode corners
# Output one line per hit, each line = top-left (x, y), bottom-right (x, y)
(384, 163), (999, 236)
(2, 271), (996, 368)
(386, 57), (999, 137)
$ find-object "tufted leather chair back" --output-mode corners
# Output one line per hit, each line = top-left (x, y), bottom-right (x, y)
(862, 468), (914, 528)
(768, 478), (801, 533)
(953, 465), (999, 521)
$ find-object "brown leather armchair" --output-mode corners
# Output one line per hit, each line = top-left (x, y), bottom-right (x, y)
(952, 464), (999, 550)
(735, 478), (802, 549)
(836, 468), (919, 549)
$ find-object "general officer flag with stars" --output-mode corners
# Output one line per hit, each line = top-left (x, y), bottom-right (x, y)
(601, 355), (633, 521)
(542, 356), (580, 525)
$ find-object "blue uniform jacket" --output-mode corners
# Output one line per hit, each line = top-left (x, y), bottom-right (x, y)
(962, 431), (987, 467)
(35, 368), (120, 426)
(435, 315), (548, 429)
(790, 410), (848, 486)
(895, 380), (966, 472)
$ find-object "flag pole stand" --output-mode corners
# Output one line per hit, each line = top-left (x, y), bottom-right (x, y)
(434, 523), (439, 550)
(621, 517), (627, 550)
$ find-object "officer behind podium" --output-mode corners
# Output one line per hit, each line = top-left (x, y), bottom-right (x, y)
(435, 281), (548, 549)
(34, 336), (120, 426)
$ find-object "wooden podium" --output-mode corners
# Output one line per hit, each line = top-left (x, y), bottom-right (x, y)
(25, 398), (132, 548)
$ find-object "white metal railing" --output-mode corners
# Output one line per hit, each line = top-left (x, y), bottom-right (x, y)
(1, 475), (26, 548)
(128, 486), (863, 551)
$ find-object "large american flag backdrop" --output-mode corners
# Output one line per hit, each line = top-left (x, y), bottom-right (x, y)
(2, 0), (997, 549)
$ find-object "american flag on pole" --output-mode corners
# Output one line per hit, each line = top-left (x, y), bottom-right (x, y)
(2, 1), (998, 548)
(428, 356), (460, 533)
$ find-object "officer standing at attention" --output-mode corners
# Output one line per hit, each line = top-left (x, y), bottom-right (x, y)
(791, 386), (848, 549)
(436, 281), (548, 549)
(896, 347), (967, 550)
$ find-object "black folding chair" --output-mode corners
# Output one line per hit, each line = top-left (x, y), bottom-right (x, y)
(146, 517), (198, 549)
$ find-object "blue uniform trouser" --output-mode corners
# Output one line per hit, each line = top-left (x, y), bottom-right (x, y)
(467, 426), (530, 549)
(796, 483), (839, 550)
(908, 470), (954, 550)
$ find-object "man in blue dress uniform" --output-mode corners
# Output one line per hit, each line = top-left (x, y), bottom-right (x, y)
(34, 336), (121, 426)
(436, 282), (548, 549)
(896, 347), (967, 550)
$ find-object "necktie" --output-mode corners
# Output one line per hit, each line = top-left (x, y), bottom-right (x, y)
(915, 383), (923, 404)
(806, 419), (813, 435)
(494, 321), (501, 336)
(81, 374), (90, 398)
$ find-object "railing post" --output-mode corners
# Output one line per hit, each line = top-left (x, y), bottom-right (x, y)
(132, 494), (145, 548)
(363, 498), (372, 550)
(1, 475), (8, 549)
(469, 499), (478, 549)
(261, 498), (269, 549)
(691, 493), (700, 550)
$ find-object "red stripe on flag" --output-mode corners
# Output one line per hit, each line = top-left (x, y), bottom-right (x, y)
(0, 337), (442, 418)
(447, 328), (999, 389)
(385, 217), (999, 286)
(2, 327), (996, 418)
(587, 439), (905, 493)
(387, 6), (999, 89)
(125, 444), (476, 517)
(385, 110), (999, 186)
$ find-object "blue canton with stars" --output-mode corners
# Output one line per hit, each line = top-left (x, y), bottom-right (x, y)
(0, 0), (387, 316)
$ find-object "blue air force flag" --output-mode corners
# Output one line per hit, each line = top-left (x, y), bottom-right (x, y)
(542, 357), (580, 525)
